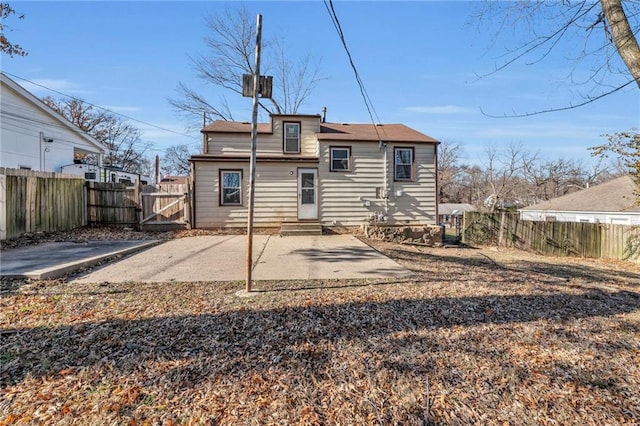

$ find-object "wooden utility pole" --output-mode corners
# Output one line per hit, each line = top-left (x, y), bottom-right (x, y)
(246, 14), (262, 292)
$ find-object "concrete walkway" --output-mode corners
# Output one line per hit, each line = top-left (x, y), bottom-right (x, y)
(0, 240), (159, 279)
(70, 235), (412, 283)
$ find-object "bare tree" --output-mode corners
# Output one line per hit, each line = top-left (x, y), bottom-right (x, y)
(169, 6), (323, 128)
(437, 141), (463, 203)
(162, 144), (195, 176)
(43, 97), (152, 173)
(1, 2), (27, 57)
(591, 130), (640, 186)
(475, 1), (639, 116)
(481, 144), (531, 211)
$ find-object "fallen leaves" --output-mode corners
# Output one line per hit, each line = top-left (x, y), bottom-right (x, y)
(1, 238), (640, 424)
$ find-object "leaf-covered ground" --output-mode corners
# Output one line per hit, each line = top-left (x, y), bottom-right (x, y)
(1, 237), (639, 425)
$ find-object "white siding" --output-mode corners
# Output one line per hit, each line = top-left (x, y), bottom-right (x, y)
(387, 143), (437, 225)
(1, 80), (103, 172)
(318, 142), (437, 226)
(194, 161), (312, 228)
(206, 116), (319, 157)
(520, 210), (640, 225)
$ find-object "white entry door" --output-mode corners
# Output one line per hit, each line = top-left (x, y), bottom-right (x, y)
(297, 168), (318, 220)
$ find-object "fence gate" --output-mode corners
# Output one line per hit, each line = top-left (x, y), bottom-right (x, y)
(140, 183), (191, 230)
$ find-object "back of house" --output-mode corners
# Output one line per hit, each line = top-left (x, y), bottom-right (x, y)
(190, 114), (439, 230)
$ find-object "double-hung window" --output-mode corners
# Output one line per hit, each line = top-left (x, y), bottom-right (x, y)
(220, 170), (242, 205)
(394, 147), (414, 181)
(283, 122), (301, 153)
(330, 146), (351, 172)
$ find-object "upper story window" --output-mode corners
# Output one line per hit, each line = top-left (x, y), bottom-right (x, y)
(220, 170), (242, 206)
(394, 147), (414, 181)
(283, 122), (301, 153)
(330, 146), (351, 172)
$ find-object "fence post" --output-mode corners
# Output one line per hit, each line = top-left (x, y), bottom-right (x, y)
(498, 211), (506, 247)
(134, 182), (142, 230)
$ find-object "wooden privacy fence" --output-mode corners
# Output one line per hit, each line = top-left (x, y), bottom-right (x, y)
(1, 168), (192, 240)
(87, 182), (191, 230)
(0, 168), (86, 240)
(86, 182), (139, 226)
(463, 211), (640, 263)
(140, 183), (191, 230)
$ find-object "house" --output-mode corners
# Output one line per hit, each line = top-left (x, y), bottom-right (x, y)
(190, 114), (439, 229)
(438, 203), (476, 229)
(0, 72), (107, 173)
(519, 175), (640, 225)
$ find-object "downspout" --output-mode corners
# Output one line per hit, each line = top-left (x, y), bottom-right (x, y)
(380, 140), (389, 219)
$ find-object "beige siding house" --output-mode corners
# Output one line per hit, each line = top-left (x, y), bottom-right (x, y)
(190, 114), (439, 229)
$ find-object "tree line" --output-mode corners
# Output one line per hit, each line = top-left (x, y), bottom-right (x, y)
(437, 138), (634, 212)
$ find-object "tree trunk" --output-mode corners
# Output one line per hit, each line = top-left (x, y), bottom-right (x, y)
(600, 0), (640, 88)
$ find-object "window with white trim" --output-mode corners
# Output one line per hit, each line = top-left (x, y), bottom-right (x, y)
(220, 170), (242, 205)
(283, 122), (301, 153)
(394, 147), (414, 181)
(330, 146), (351, 171)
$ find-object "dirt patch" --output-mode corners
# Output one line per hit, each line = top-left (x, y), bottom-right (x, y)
(1, 239), (639, 424)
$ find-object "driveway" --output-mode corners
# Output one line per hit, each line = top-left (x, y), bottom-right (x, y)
(67, 235), (412, 283)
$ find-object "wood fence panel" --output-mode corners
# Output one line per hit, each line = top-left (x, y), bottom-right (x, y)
(140, 183), (191, 230)
(0, 168), (86, 240)
(602, 224), (640, 263)
(463, 212), (639, 263)
(85, 182), (138, 226)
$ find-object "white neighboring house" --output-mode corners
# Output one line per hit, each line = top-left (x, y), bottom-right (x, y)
(519, 176), (640, 225)
(0, 72), (107, 172)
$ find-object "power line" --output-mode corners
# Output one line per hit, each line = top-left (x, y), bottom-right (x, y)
(323, 0), (389, 142)
(3, 71), (199, 141)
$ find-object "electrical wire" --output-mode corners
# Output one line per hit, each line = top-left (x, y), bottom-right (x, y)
(2, 71), (199, 141)
(323, 0), (390, 143)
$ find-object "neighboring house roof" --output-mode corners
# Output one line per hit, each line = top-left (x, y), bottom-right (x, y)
(318, 123), (438, 143)
(1, 73), (108, 154)
(520, 175), (639, 213)
(202, 118), (439, 143)
(439, 203), (476, 215)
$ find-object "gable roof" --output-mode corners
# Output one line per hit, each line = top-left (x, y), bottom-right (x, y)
(201, 117), (439, 143)
(520, 176), (640, 213)
(1, 73), (108, 153)
(318, 123), (438, 143)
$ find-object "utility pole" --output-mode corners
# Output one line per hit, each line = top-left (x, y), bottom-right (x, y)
(246, 14), (262, 292)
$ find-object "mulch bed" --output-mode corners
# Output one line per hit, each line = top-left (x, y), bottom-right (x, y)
(1, 231), (639, 425)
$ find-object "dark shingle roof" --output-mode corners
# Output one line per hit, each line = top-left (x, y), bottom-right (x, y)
(201, 119), (438, 143)
(318, 123), (438, 143)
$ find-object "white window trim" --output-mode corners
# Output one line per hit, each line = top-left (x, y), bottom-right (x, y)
(220, 170), (242, 206)
(330, 146), (351, 172)
(394, 147), (414, 181)
(283, 122), (301, 154)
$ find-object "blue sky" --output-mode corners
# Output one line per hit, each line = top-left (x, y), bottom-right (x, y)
(2, 1), (638, 166)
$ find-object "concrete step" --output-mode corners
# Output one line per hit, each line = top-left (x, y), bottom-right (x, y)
(280, 221), (323, 236)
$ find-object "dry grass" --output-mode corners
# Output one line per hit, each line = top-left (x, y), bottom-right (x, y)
(1, 238), (640, 425)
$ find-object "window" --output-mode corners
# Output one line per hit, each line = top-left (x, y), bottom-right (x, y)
(283, 122), (300, 153)
(330, 146), (351, 171)
(85, 172), (97, 180)
(394, 147), (414, 181)
(220, 170), (242, 205)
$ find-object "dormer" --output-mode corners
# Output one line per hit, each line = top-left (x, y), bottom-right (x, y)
(201, 114), (321, 158)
